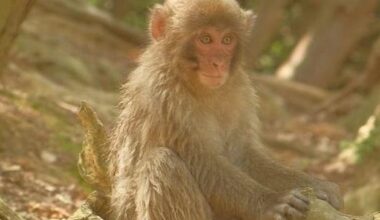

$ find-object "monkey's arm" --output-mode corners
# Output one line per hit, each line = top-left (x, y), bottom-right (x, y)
(239, 142), (343, 209)
(175, 145), (276, 219)
(240, 143), (312, 189)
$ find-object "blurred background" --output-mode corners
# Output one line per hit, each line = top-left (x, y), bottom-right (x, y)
(0, 0), (379, 219)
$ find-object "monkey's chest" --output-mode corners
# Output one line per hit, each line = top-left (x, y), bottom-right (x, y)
(195, 112), (240, 155)
(203, 110), (247, 163)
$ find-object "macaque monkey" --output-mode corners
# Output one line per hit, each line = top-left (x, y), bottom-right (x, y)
(107, 0), (343, 219)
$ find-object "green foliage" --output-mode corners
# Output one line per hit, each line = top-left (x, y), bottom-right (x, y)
(123, 0), (161, 28)
(85, 0), (160, 29)
(257, 36), (295, 72)
(341, 117), (380, 162)
(123, 11), (150, 29)
(87, 0), (104, 7)
(342, 88), (380, 132)
(255, 2), (300, 73)
(355, 123), (380, 162)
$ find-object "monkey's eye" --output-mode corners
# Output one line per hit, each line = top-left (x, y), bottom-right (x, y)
(222, 35), (233, 45)
(199, 35), (212, 44)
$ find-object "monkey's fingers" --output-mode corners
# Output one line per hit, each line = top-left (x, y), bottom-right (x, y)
(273, 204), (307, 220)
(288, 196), (310, 213)
(281, 190), (310, 212)
(292, 190), (310, 205)
(315, 191), (328, 201)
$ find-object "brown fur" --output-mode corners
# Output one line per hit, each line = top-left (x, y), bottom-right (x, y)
(107, 0), (341, 219)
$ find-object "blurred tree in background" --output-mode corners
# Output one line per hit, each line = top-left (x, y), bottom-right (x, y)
(0, 0), (379, 219)
(0, 0), (35, 75)
(85, 0), (379, 89)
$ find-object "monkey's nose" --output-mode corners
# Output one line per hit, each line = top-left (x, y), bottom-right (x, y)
(212, 59), (224, 68)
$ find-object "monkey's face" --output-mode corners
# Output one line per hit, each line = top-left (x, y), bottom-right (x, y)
(148, 0), (254, 90)
(193, 27), (238, 89)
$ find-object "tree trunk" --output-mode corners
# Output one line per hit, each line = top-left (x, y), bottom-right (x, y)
(0, 0), (35, 75)
(237, 0), (248, 7)
(364, 37), (380, 87)
(246, 0), (291, 69)
(36, 0), (146, 46)
(276, 0), (379, 88)
(110, 0), (130, 20)
(313, 37), (380, 114)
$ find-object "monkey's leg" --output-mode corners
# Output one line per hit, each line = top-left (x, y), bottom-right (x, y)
(135, 147), (214, 220)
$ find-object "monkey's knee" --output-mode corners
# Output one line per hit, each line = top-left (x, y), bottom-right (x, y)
(136, 147), (213, 220)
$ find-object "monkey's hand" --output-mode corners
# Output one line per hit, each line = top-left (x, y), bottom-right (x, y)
(263, 189), (310, 220)
(313, 180), (343, 210)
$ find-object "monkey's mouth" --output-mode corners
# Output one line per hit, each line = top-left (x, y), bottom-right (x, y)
(198, 72), (227, 89)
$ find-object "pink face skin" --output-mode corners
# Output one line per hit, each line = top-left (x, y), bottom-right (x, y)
(194, 27), (237, 89)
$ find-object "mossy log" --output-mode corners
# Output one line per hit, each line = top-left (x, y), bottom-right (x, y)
(74, 102), (111, 219)
(69, 102), (380, 220)
(77, 102), (110, 192)
(0, 198), (24, 220)
(302, 188), (379, 220)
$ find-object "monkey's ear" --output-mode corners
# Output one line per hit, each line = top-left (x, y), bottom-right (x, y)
(150, 5), (169, 41)
(244, 10), (257, 30)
